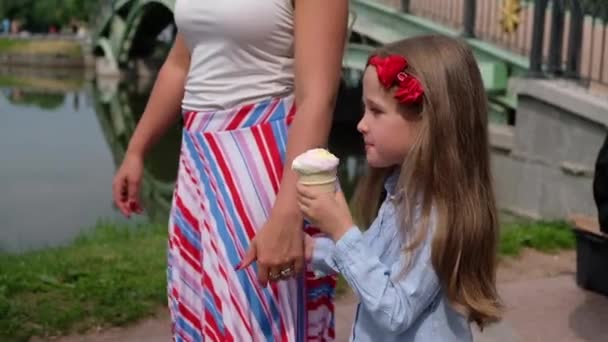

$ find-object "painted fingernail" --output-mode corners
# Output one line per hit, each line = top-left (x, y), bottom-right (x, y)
(234, 262), (242, 271)
(129, 201), (138, 211)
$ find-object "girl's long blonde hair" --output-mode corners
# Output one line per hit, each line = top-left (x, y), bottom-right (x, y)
(353, 35), (502, 328)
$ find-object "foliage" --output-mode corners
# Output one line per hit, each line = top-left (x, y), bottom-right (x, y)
(0, 0), (98, 32)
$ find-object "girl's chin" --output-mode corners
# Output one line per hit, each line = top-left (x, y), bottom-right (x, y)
(365, 154), (385, 168)
(366, 153), (398, 169)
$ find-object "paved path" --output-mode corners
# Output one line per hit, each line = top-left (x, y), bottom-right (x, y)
(333, 292), (521, 342)
(56, 275), (608, 342)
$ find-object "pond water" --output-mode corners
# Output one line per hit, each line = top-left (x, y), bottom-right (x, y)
(0, 68), (367, 253)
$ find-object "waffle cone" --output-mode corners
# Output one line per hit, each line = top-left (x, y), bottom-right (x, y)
(297, 170), (337, 193)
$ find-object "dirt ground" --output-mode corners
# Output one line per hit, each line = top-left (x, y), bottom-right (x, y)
(497, 249), (576, 283)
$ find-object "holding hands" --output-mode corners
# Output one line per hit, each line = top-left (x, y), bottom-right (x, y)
(296, 183), (354, 241)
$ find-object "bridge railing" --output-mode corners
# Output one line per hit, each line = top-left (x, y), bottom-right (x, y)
(385, 0), (536, 53)
(528, 0), (608, 91)
(378, 0), (607, 91)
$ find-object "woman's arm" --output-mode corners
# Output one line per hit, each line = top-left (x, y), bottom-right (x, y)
(240, 0), (349, 285)
(274, 0), (349, 212)
(125, 33), (190, 157)
(112, 33), (190, 217)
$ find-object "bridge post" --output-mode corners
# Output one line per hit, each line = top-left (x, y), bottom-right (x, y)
(529, 0), (549, 77)
(400, 0), (410, 13)
(547, 0), (565, 75)
(565, 0), (584, 79)
(462, 0), (477, 38)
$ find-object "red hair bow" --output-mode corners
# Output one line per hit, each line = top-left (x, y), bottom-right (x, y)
(368, 55), (424, 105)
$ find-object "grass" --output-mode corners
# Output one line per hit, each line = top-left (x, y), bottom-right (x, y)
(0, 222), (168, 342)
(0, 38), (82, 57)
(0, 218), (575, 341)
(499, 220), (576, 257)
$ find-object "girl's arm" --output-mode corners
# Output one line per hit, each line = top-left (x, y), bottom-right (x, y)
(332, 227), (440, 333)
(296, 175), (439, 332)
(309, 236), (340, 276)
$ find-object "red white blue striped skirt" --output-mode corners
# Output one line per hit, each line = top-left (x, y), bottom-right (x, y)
(168, 94), (336, 341)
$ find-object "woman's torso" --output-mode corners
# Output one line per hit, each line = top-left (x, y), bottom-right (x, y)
(174, 0), (295, 111)
(351, 175), (473, 341)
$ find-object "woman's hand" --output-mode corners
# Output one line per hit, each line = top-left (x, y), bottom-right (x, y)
(112, 153), (144, 218)
(296, 184), (353, 241)
(238, 211), (305, 286)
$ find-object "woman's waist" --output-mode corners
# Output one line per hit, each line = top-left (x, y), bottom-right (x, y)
(181, 68), (294, 110)
(181, 93), (295, 133)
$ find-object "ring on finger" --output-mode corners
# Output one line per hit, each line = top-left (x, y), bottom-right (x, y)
(280, 267), (294, 278)
(269, 271), (281, 281)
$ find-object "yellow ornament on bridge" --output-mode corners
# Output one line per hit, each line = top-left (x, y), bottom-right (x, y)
(500, 0), (522, 34)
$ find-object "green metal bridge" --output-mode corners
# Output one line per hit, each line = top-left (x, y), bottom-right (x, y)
(94, 0), (531, 120)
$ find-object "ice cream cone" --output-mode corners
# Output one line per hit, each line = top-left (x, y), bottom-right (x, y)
(292, 148), (339, 194)
(298, 170), (337, 193)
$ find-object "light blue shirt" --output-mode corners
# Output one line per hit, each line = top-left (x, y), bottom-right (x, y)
(312, 173), (472, 342)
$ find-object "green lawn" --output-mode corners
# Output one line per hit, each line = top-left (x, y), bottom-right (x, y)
(0, 218), (575, 341)
(0, 38), (82, 57)
(0, 222), (168, 342)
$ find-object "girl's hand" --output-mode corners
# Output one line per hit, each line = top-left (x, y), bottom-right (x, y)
(296, 183), (354, 241)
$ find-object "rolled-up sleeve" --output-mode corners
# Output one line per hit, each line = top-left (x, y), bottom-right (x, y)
(310, 236), (339, 277)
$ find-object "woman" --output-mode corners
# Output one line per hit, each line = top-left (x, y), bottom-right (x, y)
(112, 0), (348, 340)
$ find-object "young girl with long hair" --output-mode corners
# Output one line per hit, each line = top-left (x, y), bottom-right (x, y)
(297, 35), (503, 341)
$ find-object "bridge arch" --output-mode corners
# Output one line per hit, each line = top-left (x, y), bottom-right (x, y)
(117, 0), (175, 65)
(95, 0), (371, 72)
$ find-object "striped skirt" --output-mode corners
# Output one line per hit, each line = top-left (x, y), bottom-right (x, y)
(167, 94), (336, 342)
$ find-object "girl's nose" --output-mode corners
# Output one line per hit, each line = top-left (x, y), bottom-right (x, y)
(357, 116), (367, 134)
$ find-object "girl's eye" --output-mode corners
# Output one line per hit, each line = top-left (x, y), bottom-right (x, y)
(370, 107), (383, 115)
(361, 101), (382, 116)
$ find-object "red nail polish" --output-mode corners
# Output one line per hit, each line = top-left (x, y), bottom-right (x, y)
(235, 262), (242, 271)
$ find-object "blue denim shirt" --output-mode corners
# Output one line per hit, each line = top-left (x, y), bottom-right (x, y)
(312, 174), (472, 342)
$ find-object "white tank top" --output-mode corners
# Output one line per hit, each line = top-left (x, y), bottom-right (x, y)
(174, 0), (295, 111)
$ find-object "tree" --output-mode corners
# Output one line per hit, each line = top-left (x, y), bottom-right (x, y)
(582, 0), (608, 20)
(0, 0), (100, 32)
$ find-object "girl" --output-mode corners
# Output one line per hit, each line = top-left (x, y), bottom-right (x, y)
(297, 35), (503, 341)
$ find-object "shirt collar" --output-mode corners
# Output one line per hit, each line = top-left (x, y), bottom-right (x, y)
(384, 169), (401, 198)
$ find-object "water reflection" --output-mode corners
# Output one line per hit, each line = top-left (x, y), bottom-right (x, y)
(0, 69), (366, 253)
(2, 89), (66, 110)
(0, 78), (128, 253)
